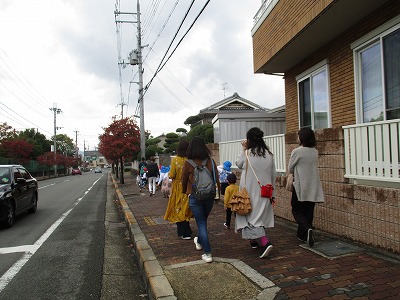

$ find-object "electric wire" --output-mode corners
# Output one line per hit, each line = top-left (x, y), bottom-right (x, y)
(143, 0), (211, 95)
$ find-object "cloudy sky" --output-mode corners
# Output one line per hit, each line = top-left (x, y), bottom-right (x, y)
(0, 0), (284, 152)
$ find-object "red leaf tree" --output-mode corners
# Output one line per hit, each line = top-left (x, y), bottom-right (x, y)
(99, 117), (140, 184)
(37, 151), (57, 176)
(0, 139), (34, 164)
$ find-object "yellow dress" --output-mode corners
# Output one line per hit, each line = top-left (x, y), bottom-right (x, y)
(164, 156), (193, 222)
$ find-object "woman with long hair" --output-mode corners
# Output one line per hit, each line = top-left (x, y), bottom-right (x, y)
(181, 137), (219, 263)
(235, 127), (277, 259)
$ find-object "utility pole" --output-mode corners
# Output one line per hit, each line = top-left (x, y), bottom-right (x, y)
(114, 2), (145, 158)
(137, 0), (145, 160)
(50, 104), (62, 176)
(74, 130), (79, 158)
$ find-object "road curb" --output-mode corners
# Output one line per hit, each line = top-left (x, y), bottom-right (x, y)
(111, 174), (177, 300)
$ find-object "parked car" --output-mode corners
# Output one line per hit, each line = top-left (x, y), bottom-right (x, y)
(94, 167), (102, 173)
(71, 168), (82, 175)
(0, 165), (38, 228)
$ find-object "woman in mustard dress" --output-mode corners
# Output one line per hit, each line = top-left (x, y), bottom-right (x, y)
(164, 140), (193, 239)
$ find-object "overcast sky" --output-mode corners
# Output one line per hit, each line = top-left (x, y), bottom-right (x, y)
(0, 0), (284, 152)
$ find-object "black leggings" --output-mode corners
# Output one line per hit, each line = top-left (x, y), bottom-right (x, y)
(291, 189), (315, 240)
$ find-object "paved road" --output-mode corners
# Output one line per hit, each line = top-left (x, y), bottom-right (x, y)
(0, 172), (147, 300)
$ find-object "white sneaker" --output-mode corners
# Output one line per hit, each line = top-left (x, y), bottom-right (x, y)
(202, 253), (213, 263)
(193, 237), (202, 250)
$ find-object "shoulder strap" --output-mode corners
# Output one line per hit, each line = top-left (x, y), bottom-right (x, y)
(187, 159), (197, 168)
(245, 150), (261, 187)
(201, 158), (208, 166)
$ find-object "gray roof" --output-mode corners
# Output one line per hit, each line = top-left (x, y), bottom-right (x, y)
(199, 92), (268, 115)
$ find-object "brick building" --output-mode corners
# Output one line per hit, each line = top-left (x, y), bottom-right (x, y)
(252, 0), (400, 252)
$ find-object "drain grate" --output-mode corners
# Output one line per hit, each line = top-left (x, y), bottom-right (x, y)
(300, 240), (363, 259)
(144, 216), (170, 226)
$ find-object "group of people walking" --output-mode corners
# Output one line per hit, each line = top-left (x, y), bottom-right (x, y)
(159, 127), (324, 263)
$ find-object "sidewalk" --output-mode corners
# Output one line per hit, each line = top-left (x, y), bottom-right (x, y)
(112, 173), (400, 299)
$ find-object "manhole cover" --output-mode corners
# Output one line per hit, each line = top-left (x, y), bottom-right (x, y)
(301, 240), (363, 259)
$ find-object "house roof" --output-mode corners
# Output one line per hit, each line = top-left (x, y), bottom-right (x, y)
(199, 92), (268, 116)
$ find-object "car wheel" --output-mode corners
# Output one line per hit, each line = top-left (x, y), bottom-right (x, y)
(2, 200), (15, 228)
(28, 193), (38, 213)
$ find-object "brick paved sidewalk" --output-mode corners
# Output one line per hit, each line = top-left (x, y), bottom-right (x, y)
(117, 174), (400, 299)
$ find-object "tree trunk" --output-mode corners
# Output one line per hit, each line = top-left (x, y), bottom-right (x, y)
(119, 157), (124, 184)
(115, 161), (119, 178)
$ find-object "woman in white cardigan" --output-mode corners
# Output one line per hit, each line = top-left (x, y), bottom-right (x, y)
(235, 127), (276, 259)
(288, 128), (324, 247)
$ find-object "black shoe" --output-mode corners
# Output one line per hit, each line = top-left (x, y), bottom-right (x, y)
(250, 240), (259, 249)
(307, 229), (315, 247)
(259, 242), (273, 258)
(297, 237), (307, 243)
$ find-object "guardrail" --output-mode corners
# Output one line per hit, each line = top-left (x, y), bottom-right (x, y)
(343, 120), (400, 183)
(219, 134), (286, 173)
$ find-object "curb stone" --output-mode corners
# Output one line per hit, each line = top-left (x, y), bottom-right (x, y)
(111, 175), (177, 300)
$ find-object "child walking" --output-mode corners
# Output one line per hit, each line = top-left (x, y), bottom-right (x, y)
(223, 173), (239, 230)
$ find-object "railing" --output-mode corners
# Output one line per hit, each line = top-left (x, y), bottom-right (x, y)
(219, 134), (286, 173)
(343, 120), (400, 183)
(253, 0), (274, 26)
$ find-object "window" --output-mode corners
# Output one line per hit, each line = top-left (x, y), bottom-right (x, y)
(355, 26), (400, 123)
(297, 65), (330, 129)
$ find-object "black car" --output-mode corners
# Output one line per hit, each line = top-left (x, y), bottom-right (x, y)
(0, 165), (38, 228)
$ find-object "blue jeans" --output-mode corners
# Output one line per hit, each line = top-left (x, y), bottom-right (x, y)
(189, 195), (214, 253)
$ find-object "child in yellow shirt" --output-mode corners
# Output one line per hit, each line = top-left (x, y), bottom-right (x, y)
(223, 173), (239, 229)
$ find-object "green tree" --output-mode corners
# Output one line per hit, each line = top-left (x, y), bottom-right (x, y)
(145, 137), (163, 158)
(163, 132), (180, 154)
(52, 134), (75, 155)
(0, 122), (16, 140)
(176, 128), (188, 136)
(187, 124), (214, 143)
(184, 115), (202, 128)
(17, 128), (52, 159)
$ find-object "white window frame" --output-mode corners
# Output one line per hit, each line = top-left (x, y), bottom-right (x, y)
(296, 60), (331, 129)
(352, 16), (400, 124)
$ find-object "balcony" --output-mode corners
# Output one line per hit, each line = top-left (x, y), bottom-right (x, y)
(252, 0), (393, 74)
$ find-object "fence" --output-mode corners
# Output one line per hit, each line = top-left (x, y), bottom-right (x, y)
(343, 119), (400, 183)
(219, 134), (286, 173)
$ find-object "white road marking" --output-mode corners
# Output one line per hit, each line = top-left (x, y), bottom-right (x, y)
(0, 177), (102, 292)
(38, 183), (55, 189)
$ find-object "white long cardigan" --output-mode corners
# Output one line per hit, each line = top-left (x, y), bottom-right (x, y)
(235, 150), (276, 231)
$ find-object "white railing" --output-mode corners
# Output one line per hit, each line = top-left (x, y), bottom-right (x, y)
(219, 134), (286, 173)
(253, 0), (273, 25)
(343, 120), (400, 183)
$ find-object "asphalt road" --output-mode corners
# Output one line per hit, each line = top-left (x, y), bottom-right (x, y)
(0, 171), (138, 300)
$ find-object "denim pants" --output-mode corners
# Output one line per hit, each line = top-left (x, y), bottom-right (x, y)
(189, 195), (214, 253)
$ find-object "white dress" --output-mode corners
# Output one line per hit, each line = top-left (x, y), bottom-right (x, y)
(235, 150), (276, 234)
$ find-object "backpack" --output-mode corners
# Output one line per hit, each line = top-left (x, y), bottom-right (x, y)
(187, 158), (216, 201)
(139, 164), (146, 176)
